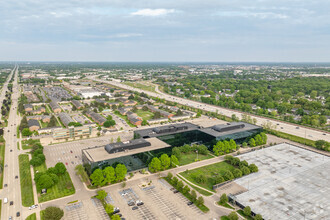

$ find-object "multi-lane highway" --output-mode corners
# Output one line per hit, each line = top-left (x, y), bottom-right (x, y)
(0, 65), (23, 220)
(90, 76), (329, 142)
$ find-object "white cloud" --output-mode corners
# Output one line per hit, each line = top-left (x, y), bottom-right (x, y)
(131, 8), (175, 17)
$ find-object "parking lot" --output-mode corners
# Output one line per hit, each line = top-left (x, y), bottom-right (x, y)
(43, 131), (133, 169)
(64, 202), (88, 220)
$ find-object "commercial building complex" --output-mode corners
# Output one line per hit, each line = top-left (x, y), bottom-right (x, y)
(82, 121), (262, 173)
(52, 125), (93, 140)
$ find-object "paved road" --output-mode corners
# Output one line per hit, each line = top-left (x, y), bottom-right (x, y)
(0, 65), (24, 220)
(89, 76), (329, 142)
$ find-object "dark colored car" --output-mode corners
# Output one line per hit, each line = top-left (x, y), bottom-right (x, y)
(10, 201), (13, 205)
(187, 201), (193, 206)
(4, 184), (7, 187)
(128, 201), (135, 206)
(16, 212), (20, 217)
(15, 176), (18, 179)
(132, 206), (138, 210)
(137, 202), (144, 206)
(173, 190), (179, 193)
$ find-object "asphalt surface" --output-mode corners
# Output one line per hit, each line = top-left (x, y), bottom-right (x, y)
(0, 65), (24, 220)
(89, 76), (329, 142)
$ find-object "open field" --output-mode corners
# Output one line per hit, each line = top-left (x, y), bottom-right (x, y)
(234, 143), (330, 220)
(19, 154), (35, 207)
(136, 109), (154, 120)
(124, 81), (156, 92)
(180, 161), (235, 191)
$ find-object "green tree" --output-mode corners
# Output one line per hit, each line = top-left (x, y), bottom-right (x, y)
(177, 181), (184, 191)
(54, 162), (67, 175)
(244, 206), (251, 216)
(170, 155), (179, 167)
(249, 138), (256, 147)
(219, 193), (228, 204)
(36, 174), (54, 189)
(167, 172), (173, 180)
(48, 115), (58, 127)
(96, 190), (107, 201)
(190, 190), (197, 202)
(43, 206), (64, 220)
(172, 177), (178, 186)
(111, 214), (121, 220)
(233, 168), (243, 178)
(227, 211), (238, 220)
(22, 128), (32, 136)
(182, 185), (190, 194)
(223, 170), (234, 181)
(160, 154), (171, 170)
(249, 164), (259, 173)
(103, 166), (116, 184)
(104, 120), (116, 127)
(254, 214), (263, 220)
(241, 166), (251, 175)
(196, 196), (204, 206)
(116, 136), (121, 143)
(105, 203), (114, 214)
(115, 164), (127, 181)
(90, 169), (104, 186)
(148, 157), (162, 173)
(254, 134), (262, 146)
(315, 140), (329, 151)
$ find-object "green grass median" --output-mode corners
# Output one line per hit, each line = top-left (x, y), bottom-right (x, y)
(19, 154), (35, 207)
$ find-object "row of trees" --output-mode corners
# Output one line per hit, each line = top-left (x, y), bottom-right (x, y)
(166, 172), (204, 206)
(95, 190), (121, 220)
(34, 162), (67, 190)
(148, 154), (179, 172)
(213, 139), (237, 156)
(90, 164), (127, 187)
(29, 143), (45, 166)
(247, 132), (267, 147)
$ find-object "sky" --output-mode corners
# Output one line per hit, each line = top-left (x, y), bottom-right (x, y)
(1, 0), (330, 62)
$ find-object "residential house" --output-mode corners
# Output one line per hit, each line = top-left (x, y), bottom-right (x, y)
(28, 119), (40, 131)
(49, 101), (62, 113)
(71, 100), (84, 109)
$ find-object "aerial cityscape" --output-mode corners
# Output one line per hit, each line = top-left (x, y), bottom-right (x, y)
(1, 1), (330, 220)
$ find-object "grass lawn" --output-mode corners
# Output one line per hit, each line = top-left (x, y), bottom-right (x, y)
(265, 128), (316, 147)
(220, 216), (230, 220)
(26, 213), (37, 220)
(40, 210), (45, 220)
(19, 154), (35, 207)
(217, 201), (234, 210)
(0, 200), (1, 217)
(136, 109), (154, 121)
(34, 162), (75, 203)
(45, 104), (52, 113)
(177, 175), (212, 196)
(22, 139), (41, 150)
(237, 210), (254, 220)
(179, 152), (213, 166)
(39, 120), (49, 128)
(180, 161), (235, 191)
(17, 126), (20, 138)
(124, 82), (156, 93)
(0, 139), (5, 189)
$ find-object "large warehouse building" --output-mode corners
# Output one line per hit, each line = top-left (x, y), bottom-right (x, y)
(82, 122), (262, 173)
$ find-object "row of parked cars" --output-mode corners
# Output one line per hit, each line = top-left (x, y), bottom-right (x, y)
(128, 199), (144, 211)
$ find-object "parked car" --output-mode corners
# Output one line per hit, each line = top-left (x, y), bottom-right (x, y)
(136, 200), (144, 206)
(15, 175), (18, 179)
(132, 206), (138, 210)
(173, 190), (179, 193)
(113, 207), (120, 214)
(10, 201), (13, 205)
(4, 184), (7, 187)
(16, 212), (20, 217)
(127, 201), (135, 206)
(187, 201), (193, 206)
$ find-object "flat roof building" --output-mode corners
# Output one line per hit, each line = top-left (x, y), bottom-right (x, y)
(82, 138), (170, 173)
